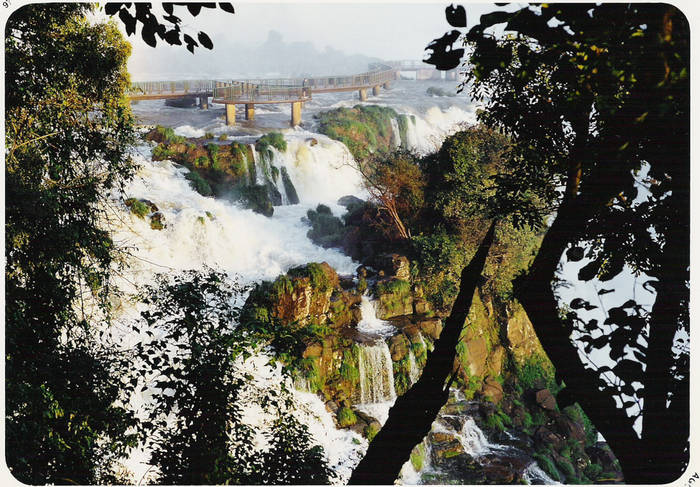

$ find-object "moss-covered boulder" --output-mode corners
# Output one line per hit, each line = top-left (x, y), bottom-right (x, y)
(316, 105), (400, 160)
(374, 279), (413, 319)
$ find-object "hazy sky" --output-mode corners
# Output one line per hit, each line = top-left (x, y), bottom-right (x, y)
(124, 2), (516, 78)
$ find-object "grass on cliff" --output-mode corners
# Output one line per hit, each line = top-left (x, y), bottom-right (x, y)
(317, 105), (400, 160)
(256, 132), (287, 153)
(287, 263), (332, 292)
(337, 407), (357, 427)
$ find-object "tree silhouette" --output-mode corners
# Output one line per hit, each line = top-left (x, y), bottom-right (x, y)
(425, 3), (689, 482)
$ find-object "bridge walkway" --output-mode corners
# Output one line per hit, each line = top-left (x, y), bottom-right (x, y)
(129, 64), (396, 126)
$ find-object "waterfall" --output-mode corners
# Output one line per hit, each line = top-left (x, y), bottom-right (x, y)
(358, 342), (396, 404)
(404, 114), (420, 151)
(390, 118), (402, 148)
(457, 417), (491, 456)
(254, 147), (271, 186)
(267, 147), (290, 205)
(524, 462), (561, 485)
(408, 349), (421, 384)
(356, 295), (396, 336)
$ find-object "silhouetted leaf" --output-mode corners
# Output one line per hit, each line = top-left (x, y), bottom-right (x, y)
(445, 4), (467, 27)
(578, 258), (601, 281)
(183, 34), (198, 53)
(480, 10), (511, 27)
(119, 8), (137, 36)
(197, 31), (213, 49)
(425, 30), (464, 70)
(598, 288), (614, 295)
(570, 297), (596, 310)
(219, 2), (235, 14)
(566, 245), (585, 262)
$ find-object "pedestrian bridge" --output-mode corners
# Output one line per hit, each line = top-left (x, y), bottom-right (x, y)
(129, 63), (397, 126)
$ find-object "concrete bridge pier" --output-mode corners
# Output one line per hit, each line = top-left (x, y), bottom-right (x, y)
(372, 85), (381, 96)
(199, 96), (209, 110)
(291, 102), (302, 126)
(245, 104), (255, 121)
(226, 104), (236, 126)
(358, 88), (368, 101)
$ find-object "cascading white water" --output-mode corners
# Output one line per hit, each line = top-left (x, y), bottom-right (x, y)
(408, 349), (421, 384)
(458, 417), (491, 456)
(357, 342), (396, 404)
(390, 117), (402, 148)
(356, 295), (396, 336)
(524, 462), (560, 485)
(117, 86), (479, 482)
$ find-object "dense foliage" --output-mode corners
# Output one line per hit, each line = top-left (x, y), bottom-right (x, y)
(459, 4), (689, 482)
(5, 4), (139, 483)
(137, 270), (335, 484)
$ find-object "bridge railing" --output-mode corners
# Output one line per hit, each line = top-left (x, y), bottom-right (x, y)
(129, 80), (217, 95)
(216, 64), (396, 98)
(131, 64), (396, 102)
(213, 82), (312, 103)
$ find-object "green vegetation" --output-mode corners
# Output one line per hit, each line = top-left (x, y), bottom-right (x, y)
(533, 453), (562, 482)
(6, 4), (139, 483)
(125, 198), (151, 218)
(256, 132), (287, 153)
(240, 184), (273, 217)
(411, 341), (427, 368)
(365, 422), (380, 442)
(150, 213), (165, 230)
(288, 263), (332, 292)
(185, 171), (214, 196)
(218, 133), (228, 141)
(410, 444), (427, 472)
(337, 407), (357, 427)
(515, 355), (558, 393)
(300, 358), (324, 393)
(204, 131), (214, 139)
(138, 270), (335, 484)
(376, 279), (412, 316)
(357, 278), (368, 294)
(306, 204), (345, 248)
(280, 167), (300, 204)
(340, 349), (360, 382)
(485, 409), (512, 432)
(152, 142), (176, 160)
(464, 5), (689, 481)
(317, 105), (401, 159)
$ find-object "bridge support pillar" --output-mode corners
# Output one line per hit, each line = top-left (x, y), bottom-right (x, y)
(291, 102), (302, 127)
(226, 104), (236, 126)
(372, 85), (381, 96)
(245, 104), (255, 121)
(382, 81), (391, 89)
(199, 96), (209, 110)
(358, 88), (368, 101)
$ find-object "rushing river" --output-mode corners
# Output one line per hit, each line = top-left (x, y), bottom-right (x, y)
(114, 79), (477, 482)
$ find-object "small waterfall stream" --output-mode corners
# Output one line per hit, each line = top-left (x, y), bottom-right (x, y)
(358, 342), (396, 404)
(390, 118), (402, 148)
(408, 350), (421, 385)
(398, 390), (561, 485)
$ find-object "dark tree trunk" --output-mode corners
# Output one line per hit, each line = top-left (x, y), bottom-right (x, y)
(348, 221), (497, 485)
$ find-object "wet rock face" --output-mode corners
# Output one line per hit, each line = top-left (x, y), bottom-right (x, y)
(535, 389), (557, 411)
(507, 303), (546, 365)
(374, 278), (413, 319)
(370, 253), (411, 281)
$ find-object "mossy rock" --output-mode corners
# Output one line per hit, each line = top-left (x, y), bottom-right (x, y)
(337, 407), (357, 427)
(240, 184), (273, 217)
(150, 212), (165, 230)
